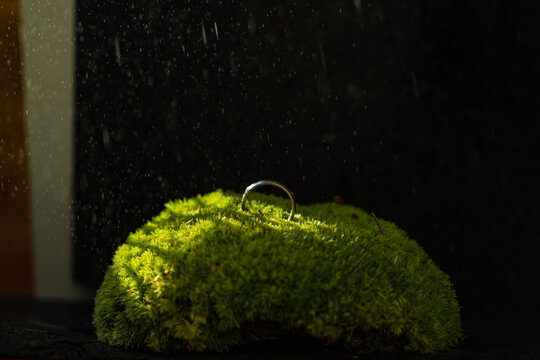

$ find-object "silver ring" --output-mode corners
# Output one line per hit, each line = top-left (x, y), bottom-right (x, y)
(241, 180), (296, 221)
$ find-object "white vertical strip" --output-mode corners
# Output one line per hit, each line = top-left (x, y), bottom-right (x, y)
(21, 0), (91, 300)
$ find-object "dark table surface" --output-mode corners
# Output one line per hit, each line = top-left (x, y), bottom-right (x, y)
(1, 299), (539, 360)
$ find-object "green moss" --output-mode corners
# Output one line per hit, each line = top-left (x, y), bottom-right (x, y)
(93, 190), (462, 354)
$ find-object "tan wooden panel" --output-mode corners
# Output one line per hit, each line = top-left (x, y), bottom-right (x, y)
(0, 0), (34, 297)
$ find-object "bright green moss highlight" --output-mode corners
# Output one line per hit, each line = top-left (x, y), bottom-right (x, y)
(94, 190), (462, 354)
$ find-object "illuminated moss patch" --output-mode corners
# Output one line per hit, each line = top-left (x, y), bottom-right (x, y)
(94, 190), (462, 353)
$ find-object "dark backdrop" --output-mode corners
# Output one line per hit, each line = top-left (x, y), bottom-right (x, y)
(74, 0), (540, 318)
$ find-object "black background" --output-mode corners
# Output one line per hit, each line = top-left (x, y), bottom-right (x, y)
(74, 0), (540, 322)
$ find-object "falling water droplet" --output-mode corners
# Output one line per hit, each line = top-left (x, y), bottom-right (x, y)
(318, 42), (326, 71)
(353, 0), (363, 12)
(114, 35), (122, 65)
(102, 127), (111, 150)
(214, 22), (219, 40)
(201, 19), (207, 46)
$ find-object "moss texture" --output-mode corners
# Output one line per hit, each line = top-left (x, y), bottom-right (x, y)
(94, 190), (462, 353)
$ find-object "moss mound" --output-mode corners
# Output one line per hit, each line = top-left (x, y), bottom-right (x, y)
(94, 190), (462, 353)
